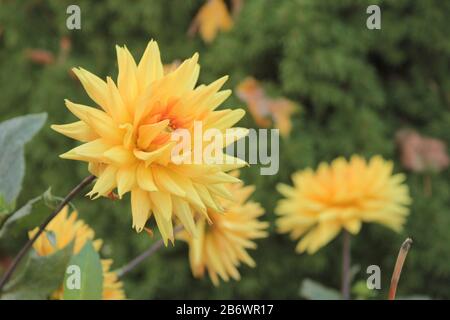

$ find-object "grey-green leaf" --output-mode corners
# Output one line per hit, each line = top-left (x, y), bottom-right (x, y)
(0, 193), (49, 239)
(0, 242), (74, 300)
(299, 278), (342, 300)
(0, 113), (47, 205)
(63, 240), (103, 300)
(0, 194), (15, 223)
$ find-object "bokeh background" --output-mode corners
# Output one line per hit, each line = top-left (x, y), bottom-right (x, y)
(0, 0), (449, 299)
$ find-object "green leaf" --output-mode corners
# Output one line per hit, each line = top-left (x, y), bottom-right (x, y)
(63, 240), (103, 300)
(0, 188), (66, 239)
(299, 279), (341, 300)
(0, 193), (49, 239)
(0, 242), (74, 300)
(0, 194), (15, 224)
(0, 113), (47, 206)
(351, 280), (378, 299)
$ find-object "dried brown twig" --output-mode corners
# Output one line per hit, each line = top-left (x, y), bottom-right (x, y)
(388, 238), (413, 300)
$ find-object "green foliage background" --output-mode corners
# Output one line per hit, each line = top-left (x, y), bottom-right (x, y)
(0, 0), (449, 299)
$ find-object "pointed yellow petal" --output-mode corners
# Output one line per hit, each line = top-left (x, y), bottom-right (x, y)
(162, 172), (206, 211)
(192, 172), (241, 184)
(136, 163), (158, 192)
(170, 53), (200, 95)
(88, 162), (104, 176)
(131, 188), (151, 232)
(207, 183), (234, 201)
(150, 191), (174, 245)
(137, 40), (164, 90)
(60, 139), (110, 162)
(192, 183), (221, 212)
(208, 89), (232, 111)
(345, 220), (361, 234)
(218, 154), (248, 171)
(169, 164), (221, 178)
(133, 142), (174, 166)
(223, 128), (249, 147)
(64, 100), (122, 143)
(152, 206), (174, 246)
(106, 77), (131, 123)
(116, 165), (136, 197)
(205, 235), (228, 281)
(87, 165), (117, 199)
(51, 121), (98, 142)
(137, 119), (170, 150)
(149, 191), (172, 221)
(207, 108), (246, 130)
(72, 67), (108, 110)
(152, 167), (186, 197)
(119, 123), (135, 150)
(190, 218), (205, 269)
(116, 45), (138, 108)
(103, 146), (135, 166)
(172, 196), (197, 237)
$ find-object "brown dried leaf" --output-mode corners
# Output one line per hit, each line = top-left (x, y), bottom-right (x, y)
(396, 129), (449, 173)
(236, 77), (298, 137)
(25, 49), (55, 65)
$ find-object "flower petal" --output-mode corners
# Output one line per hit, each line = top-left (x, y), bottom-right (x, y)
(137, 40), (164, 90)
(136, 163), (158, 192)
(116, 165), (137, 198)
(51, 121), (98, 142)
(131, 188), (151, 232)
(72, 67), (108, 110)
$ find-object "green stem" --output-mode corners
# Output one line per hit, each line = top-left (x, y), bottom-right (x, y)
(341, 230), (351, 300)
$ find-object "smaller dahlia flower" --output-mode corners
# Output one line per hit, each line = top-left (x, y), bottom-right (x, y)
(179, 173), (268, 286)
(276, 155), (411, 254)
(190, 0), (233, 43)
(29, 206), (125, 300)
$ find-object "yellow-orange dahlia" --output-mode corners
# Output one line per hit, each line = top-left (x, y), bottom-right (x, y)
(29, 206), (125, 300)
(190, 0), (233, 43)
(179, 173), (268, 286)
(52, 40), (247, 244)
(276, 155), (411, 254)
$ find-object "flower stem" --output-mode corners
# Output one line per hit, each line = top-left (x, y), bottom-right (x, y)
(341, 230), (351, 300)
(423, 174), (432, 197)
(116, 225), (184, 279)
(0, 175), (95, 292)
(388, 238), (413, 300)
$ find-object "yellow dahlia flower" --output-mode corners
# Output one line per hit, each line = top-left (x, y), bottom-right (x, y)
(29, 206), (125, 300)
(190, 0), (233, 43)
(52, 40), (247, 244)
(276, 155), (411, 254)
(179, 173), (268, 286)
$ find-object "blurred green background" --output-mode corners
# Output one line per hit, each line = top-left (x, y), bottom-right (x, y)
(0, 0), (449, 299)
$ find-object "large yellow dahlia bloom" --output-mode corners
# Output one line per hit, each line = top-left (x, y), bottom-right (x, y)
(29, 206), (125, 300)
(276, 155), (411, 254)
(179, 173), (268, 286)
(52, 40), (247, 244)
